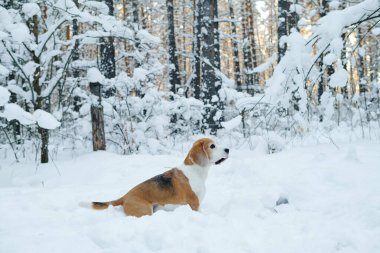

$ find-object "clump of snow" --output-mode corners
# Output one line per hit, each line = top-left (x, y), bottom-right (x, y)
(87, 68), (105, 84)
(22, 3), (41, 19)
(372, 28), (380, 36)
(84, 1), (109, 14)
(236, 96), (265, 112)
(0, 64), (10, 76)
(323, 53), (337, 65)
(137, 30), (161, 45)
(265, 132), (285, 154)
(289, 4), (303, 14)
(0, 7), (12, 30)
(3, 103), (35, 125)
(0, 86), (10, 106)
(329, 0), (341, 10)
(9, 23), (30, 43)
(221, 115), (242, 130)
(1, 103), (60, 129)
(133, 68), (149, 82)
(252, 53), (277, 73)
(329, 67), (348, 88)
(22, 61), (39, 77)
(34, 109), (61, 129)
(315, 0), (379, 41)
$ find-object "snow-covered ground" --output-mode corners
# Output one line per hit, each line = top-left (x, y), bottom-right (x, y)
(1, 141), (380, 253)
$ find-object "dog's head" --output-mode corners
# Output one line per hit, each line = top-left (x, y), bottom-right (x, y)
(184, 138), (229, 167)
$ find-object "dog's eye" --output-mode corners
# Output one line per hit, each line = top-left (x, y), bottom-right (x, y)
(210, 144), (215, 149)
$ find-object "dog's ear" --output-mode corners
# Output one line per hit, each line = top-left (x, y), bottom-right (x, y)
(184, 140), (209, 167)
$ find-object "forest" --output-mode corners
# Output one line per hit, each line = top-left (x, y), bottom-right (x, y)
(1, 1), (380, 253)
(0, 0), (379, 163)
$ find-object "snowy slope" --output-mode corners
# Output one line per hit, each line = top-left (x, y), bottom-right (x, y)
(1, 141), (380, 253)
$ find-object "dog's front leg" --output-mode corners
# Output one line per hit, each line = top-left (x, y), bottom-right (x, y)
(186, 191), (200, 211)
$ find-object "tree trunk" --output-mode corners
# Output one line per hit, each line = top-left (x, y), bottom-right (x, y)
(29, 13), (49, 163)
(358, 27), (366, 93)
(100, 0), (116, 97)
(200, 0), (222, 135)
(277, 0), (299, 63)
(39, 127), (49, 163)
(90, 81), (106, 151)
(241, 2), (253, 93)
(317, 0), (327, 103)
(245, 0), (259, 94)
(166, 0), (181, 96)
(228, 0), (242, 90)
(191, 0), (202, 99)
(72, 0), (81, 112)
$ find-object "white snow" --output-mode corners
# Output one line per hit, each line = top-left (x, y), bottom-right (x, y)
(372, 28), (380, 36)
(87, 68), (105, 84)
(252, 53), (277, 73)
(329, 67), (348, 88)
(137, 30), (161, 45)
(0, 141), (379, 253)
(2, 103), (35, 125)
(22, 3), (41, 19)
(315, 0), (379, 41)
(0, 63), (9, 76)
(323, 53), (337, 65)
(0, 86), (10, 106)
(133, 68), (149, 82)
(9, 23), (30, 43)
(1, 104), (60, 129)
(34, 109), (61, 130)
(221, 115), (242, 130)
(329, 0), (341, 10)
(84, 1), (109, 15)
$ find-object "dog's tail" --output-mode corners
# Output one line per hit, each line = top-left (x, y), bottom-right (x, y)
(79, 197), (123, 210)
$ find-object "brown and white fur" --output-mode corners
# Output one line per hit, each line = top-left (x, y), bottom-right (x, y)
(83, 138), (229, 217)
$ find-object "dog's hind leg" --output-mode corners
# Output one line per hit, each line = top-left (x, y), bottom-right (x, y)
(123, 198), (153, 217)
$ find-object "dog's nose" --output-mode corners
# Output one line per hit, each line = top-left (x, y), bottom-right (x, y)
(224, 148), (229, 154)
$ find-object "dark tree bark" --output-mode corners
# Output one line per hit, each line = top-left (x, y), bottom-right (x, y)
(277, 0), (299, 63)
(29, 14), (50, 163)
(7, 71), (21, 144)
(166, 0), (181, 96)
(317, 0), (328, 103)
(72, 0), (81, 112)
(200, 0), (222, 134)
(244, 0), (259, 94)
(357, 27), (366, 93)
(100, 0), (116, 97)
(241, 3), (253, 93)
(191, 0), (202, 100)
(89, 81), (106, 151)
(228, 0), (242, 90)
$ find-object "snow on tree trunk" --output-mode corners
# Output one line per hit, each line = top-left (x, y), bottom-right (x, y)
(200, 0), (222, 135)
(100, 0), (116, 97)
(191, 0), (202, 100)
(277, 0), (299, 63)
(228, 0), (242, 90)
(166, 0), (181, 96)
(29, 13), (50, 164)
(241, 1), (253, 93)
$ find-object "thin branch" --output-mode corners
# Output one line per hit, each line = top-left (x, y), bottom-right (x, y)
(1, 40), (36, 105)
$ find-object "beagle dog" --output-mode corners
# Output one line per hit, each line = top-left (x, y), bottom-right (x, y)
(88, 138), (229, 217)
